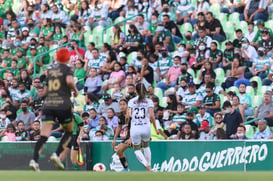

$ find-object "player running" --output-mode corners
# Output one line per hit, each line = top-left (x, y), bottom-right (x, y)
(59, 111), (84, 170)
(29, 47), (78, 171)
(112, 99), (131, 171)
(127, 83), (159, 171)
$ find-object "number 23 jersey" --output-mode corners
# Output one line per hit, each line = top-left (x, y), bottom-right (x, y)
(128, 96), (154, 128)
(43, 64), (74, 110)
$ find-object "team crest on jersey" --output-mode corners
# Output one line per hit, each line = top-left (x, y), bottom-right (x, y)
(109, 152), (125, 172)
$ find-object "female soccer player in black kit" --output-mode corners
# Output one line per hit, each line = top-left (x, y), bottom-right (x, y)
(29, 47), (78, 171)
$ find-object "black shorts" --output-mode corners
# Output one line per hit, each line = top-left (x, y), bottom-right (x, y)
(42, 108), (72, 125)
(67, 135), (79, 151)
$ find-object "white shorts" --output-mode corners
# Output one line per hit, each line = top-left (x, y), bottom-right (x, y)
(130, 126), (151, 146)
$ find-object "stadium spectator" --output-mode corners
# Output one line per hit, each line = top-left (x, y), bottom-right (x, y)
(199, 120), (212, 140)
(29, 120), (41, 141)
(97, 94), (120, 117)
(254, 91), (273, 126)
(208, 41), (223, 69)
(152, 23), (175, 52)
(220, 101), (243, 139)
(16, 100), (35, 131)
(240, 0), (268, 22)
(182, 81), (202, 109)
(0, 109), (11, 132)
(69, 40), (85, 65)
(105, 108), (119, 133)
(203, 84), (221, 116)
(205, 12), (226, 43)
(232, 125), (248, 140)
(194, 104), (215, 127)
(259, 28), (273, 57)
(245, 22), (257, 42)
(162, 14), (183, 43)
(253, 119), (272, 140)
(15, 120), (29, 141)
(221, 40), (234, 71)
(241, 37), (257, 67)
(245, 47), (269, 80)
(177, 123), (196, 140)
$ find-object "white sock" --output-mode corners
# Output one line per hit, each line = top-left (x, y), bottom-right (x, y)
(143, 147), (151, 166)
(134, 150), (148, 167)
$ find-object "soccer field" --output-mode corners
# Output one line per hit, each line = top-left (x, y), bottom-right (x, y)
(1, 171), (273, 181)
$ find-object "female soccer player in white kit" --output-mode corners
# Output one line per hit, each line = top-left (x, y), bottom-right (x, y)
(127, 83), (159, 171)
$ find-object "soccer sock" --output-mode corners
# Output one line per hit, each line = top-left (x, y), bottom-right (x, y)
(134, 150), (148, 167)
(143, 147), (151, 166)
(56, 132), (72, 156)
(73, 162), (80, 171)
(119, 156), (128, 169)
(33, 136), (48, 162)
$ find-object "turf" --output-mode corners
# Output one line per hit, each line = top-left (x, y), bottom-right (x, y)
(1, 171), (273, 181)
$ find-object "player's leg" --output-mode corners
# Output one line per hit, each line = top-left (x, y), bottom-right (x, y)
(131, 131), (148, 168)
(50, 109), (74, 170)
(142, 127), (152, 171)
(116, 143), (130, 170)
(30, 121), (54, 171)
(142, 141), (152, 171)
(70, 135), (80, 170)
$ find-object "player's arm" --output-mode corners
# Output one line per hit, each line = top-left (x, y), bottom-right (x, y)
(149, 107), (159, 135)
(66, 75), (79, 97)
(112, 123), (122, 148)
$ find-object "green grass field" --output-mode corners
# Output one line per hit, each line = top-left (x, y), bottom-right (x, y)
(1, 171), (273, 181)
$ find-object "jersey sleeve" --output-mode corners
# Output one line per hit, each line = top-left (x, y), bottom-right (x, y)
(128, 99), (133, 109)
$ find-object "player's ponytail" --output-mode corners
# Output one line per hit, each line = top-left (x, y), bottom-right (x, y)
(136, 83), (147, 104)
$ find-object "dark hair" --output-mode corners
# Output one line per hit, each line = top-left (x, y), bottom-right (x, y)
(119, 99), (128, 104)
(167, 94), (178, 111)
(222, 101), (232, 109)
(136, 83), (147, 104)
(216, 128), (227, 139)
(17, 120), (24, 126)
(251, 81), (258, 88)
(206, 12), (213, 17)
(103, 43), (111, 51)
(237, 125), (246, 131)
(80, 0), (89, 15)
(206, 82), (214, 90)
(87, 93), (99, 103)
(174, 56), (181, 61)
(7, 123), (16, 132)
(129, 24), (140, 35)
(227, 91), (236, 97)
(152, 95), (159, 102)
(81, 112), (89, 117)
(107, 108), (115, 114)
(90, 108), (97, 113)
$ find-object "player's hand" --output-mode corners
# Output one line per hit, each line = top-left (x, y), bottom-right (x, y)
(73, 90), (79, 97)
(111, 140), (116, 149)
(125, 138), (132, 145)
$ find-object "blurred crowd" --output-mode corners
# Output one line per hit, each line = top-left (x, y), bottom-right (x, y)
(1, 0), (273, 141)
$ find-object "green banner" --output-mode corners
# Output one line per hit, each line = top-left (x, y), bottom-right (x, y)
(92, 141), (272, 172)
(0, 141), (271, 171)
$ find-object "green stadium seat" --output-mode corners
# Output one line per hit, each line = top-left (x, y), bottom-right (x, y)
(214, 68), (225, 85)
(227, 86), (239, 95)
(105, 28), (114, 44)
(219, 13), (228, 23)
(209, 4), (221, 17)
(180, 23), (193, 35)
(84, 29), (92, 48)
(250, 76), (262, 90)
(127, 51), (137, 65)
(187, 68), (195, 79)
(259, 85), (270, 96)
(92, 26), (104, 48)
(245, 125), (255, 139)
(160, 96), (168, 108)
(251, 95), (262, 108)
(228, 12), (240, 23)
(265, 20), (273, 32)
(246, 86), (255, 97)
(238, 21), (248, 34)
(114, 17), (125, 24)
(154, 87), (163, 99)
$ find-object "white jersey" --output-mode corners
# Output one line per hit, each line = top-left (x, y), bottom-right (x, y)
(128, 96), (154, 128)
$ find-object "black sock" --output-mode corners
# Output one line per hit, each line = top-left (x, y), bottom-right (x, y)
(56, 132), (72, 156)
(33, 136), (48, 162)
(119, 157), (128, 168)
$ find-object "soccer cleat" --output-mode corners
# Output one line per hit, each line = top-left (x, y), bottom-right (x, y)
(50, 153), (64, 170)
(29, 159), (40, 172)
(121, 168), (129, 172)
(145, 165), (152, 172)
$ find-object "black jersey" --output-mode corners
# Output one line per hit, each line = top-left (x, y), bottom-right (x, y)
(43, 64), (74, 110)
(118, 112), (131, 139)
